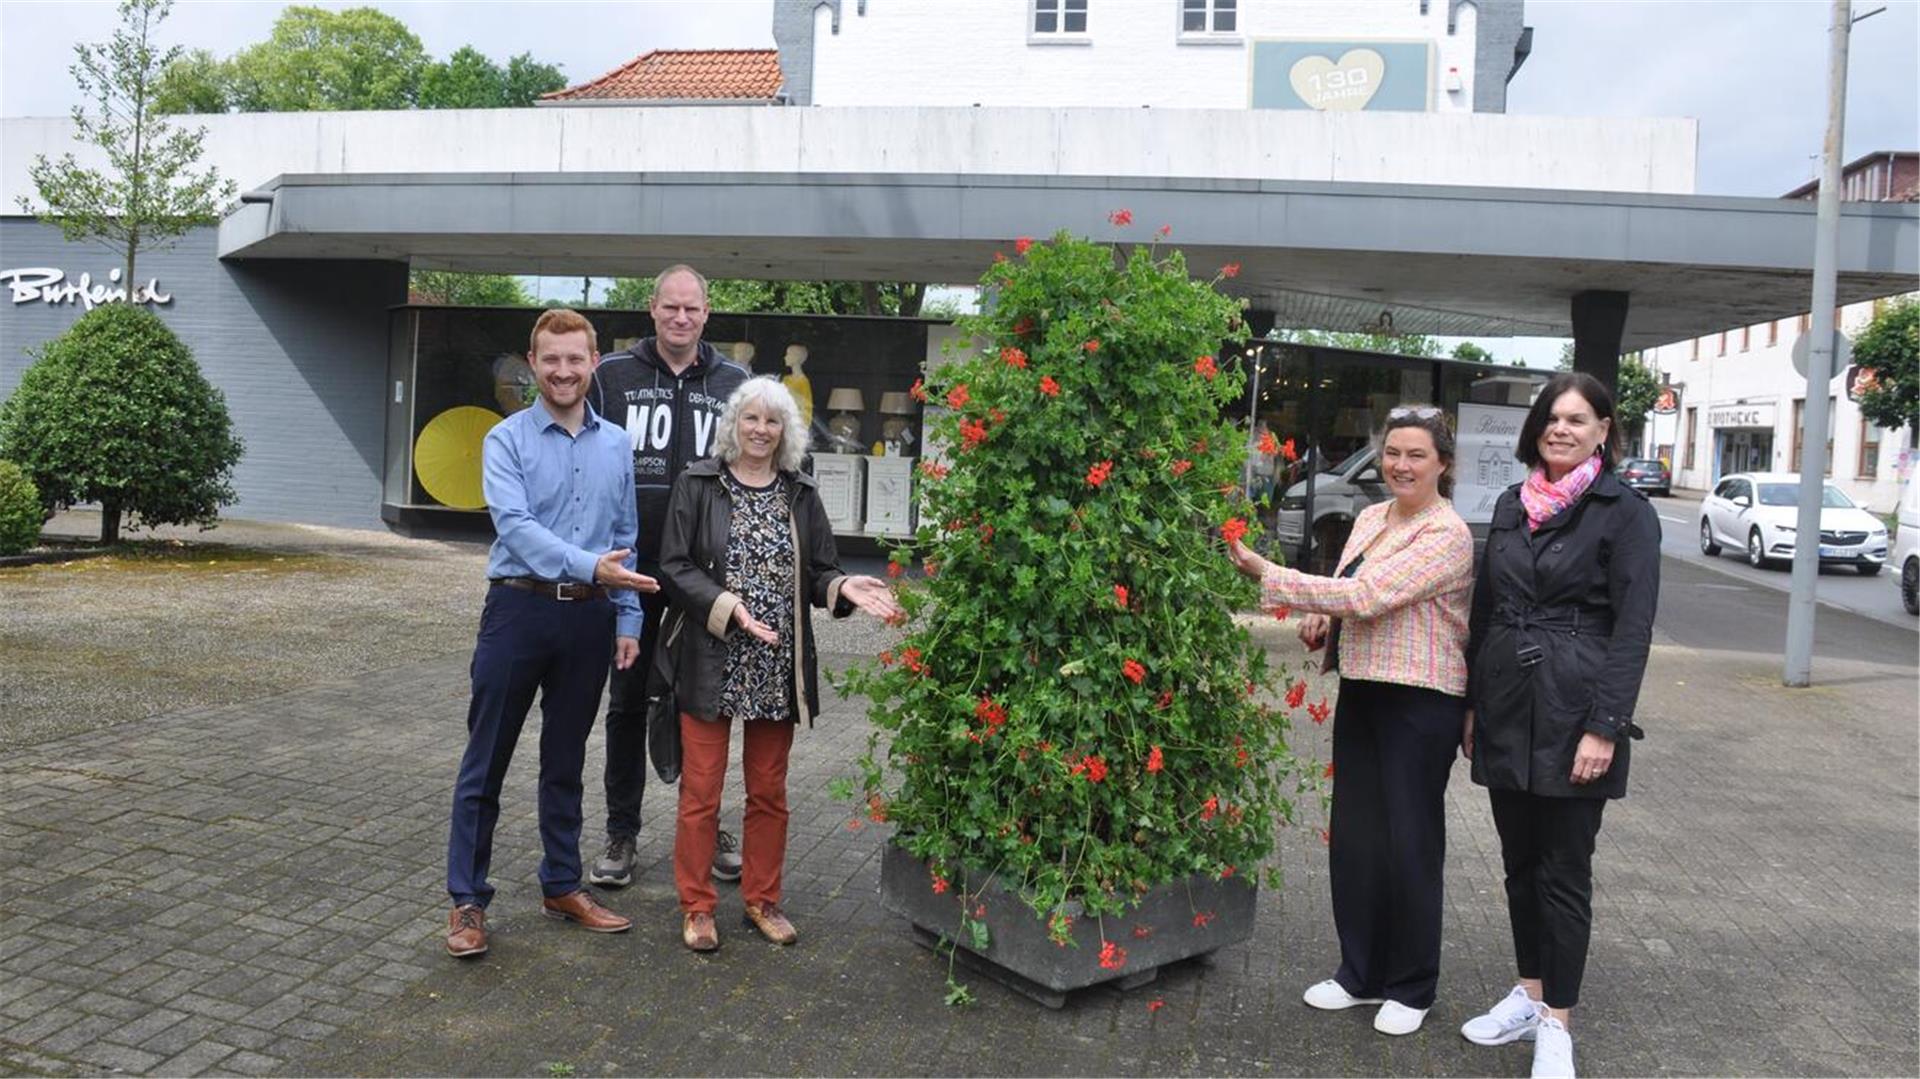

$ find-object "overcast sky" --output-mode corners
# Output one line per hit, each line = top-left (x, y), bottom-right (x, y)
(3, 0), (1914, 362)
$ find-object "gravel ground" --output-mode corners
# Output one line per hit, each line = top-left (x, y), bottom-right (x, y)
(1, 512), (490, 749)
(0, 510), (926, 751)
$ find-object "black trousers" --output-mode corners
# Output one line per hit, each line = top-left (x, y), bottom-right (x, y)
(602, 586), (668, 838)
(447, 585), (613, 908)
(1328, 677), (1464, 1009)
(1488, 788), (1607, 1009)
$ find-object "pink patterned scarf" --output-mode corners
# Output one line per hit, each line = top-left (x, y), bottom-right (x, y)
(1520, 452), (1603, 532)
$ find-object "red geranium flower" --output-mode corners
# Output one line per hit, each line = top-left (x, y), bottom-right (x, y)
(1108, 208), (1133, 226)
(1220, 865), (1236, 879)
(1146, 745), (1164, 774)
(1220, 517), (1249, 546)
(931, 871), (949, 894)
(886, 561), (903, 579)
(1113, 584), (1129, 609)
(1257, 430), (1279, 456)
(1001, 346), (1029, 369)
(1083, 339), (1101, 354)
(1170, 458), (1193, 477)
(919, 460), (949, 480)
(1038, 375), (1060, 397)
(1200, 795), (1219, 822)
(1098, 940), (1127, 969)
(1121, 658), (1146, 684)
(946, 383), (970, 409)
(959, 418), (990, 450)
(1086, 459), (1114, 487)
(1014, 236), (1034, 255)
(1324, 760), (1335, 779)
(1194, 355), (1219, 380)
(1155, 690), (1173, 710)
(1084, 755), (1108, 783)
(1272, 604), (1292, 621)
(1013, 316), (1035, 337)
(1133, 924), (1154, 939)
(1280, 437), (1299, 462)
(1157, 224), (1171, 237)
(1221, 262), (1241, 278)
(1147, 999), (1166, 1013)
(1192, 910), (1215, 928)
(1285, 679), (1308, 709)
(1308, 697), (1331, 725)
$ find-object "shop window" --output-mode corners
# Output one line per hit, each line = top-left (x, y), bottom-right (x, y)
(1857, 416), (1881, 479)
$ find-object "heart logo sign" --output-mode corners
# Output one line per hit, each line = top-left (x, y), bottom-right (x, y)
(1288, 49), (1386, 111)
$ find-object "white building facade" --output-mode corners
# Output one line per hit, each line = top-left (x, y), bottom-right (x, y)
(1641, 296), (1915, 513)
(777, 0), (1529, 114)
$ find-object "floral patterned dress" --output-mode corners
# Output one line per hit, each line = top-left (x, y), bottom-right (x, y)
(717, 469), (797, 723)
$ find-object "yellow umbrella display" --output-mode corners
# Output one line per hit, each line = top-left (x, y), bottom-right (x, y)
(414, 406), (504, 509)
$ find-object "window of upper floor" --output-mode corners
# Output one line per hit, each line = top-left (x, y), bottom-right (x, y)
(1031, 0), (1090, 43)
(1179, 0), (1240, 43)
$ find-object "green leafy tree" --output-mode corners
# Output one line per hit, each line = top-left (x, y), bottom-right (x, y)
(607, 276), (936, 316)
(0, 305), (244, 544)
(0, 461), (43, 556)
(1450, 341), (1495, 364)
(1275, 328), (1441, 358)
(409, 270), (532, 306)
(1852, 297), (1918, 432)
(1555, 341), (1577, 371)
(152, 47), (230, 114)
(419, 46), (504, 109)
(838, 231), (1318, 934)
(1614, 353), (1662, 444)
(226, 6), (426, 111)
(501, 53), (568, 106)
(18, 0), (235, 289)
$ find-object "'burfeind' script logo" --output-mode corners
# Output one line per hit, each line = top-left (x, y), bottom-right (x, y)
(1, 267), (172, 310)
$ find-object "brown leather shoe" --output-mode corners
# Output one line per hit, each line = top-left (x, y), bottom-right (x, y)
(446, 904), (487, 957)
(742, 902), (797, 945)
(682, 911), (720, 952)
(541, 889), (631, 933)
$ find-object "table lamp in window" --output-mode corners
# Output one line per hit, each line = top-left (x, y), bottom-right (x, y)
(825, 387), (865, 453)
(879, 391), (917, 455)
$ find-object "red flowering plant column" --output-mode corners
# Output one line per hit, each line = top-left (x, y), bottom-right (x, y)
(838, 229), (1321, 1003)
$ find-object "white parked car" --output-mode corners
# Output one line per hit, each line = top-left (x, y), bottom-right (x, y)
(1697, 471), (1889, 575)
(1891, 479), (1919, 615)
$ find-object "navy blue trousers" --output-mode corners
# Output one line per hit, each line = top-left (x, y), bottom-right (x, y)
(447, 585), (614, 908)
(1328, 677), (1464, 1010)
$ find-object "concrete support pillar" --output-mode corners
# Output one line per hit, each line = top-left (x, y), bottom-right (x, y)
(1570, 290), (1629, 393)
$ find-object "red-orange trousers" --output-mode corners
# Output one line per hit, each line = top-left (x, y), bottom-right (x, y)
(674, 712), (795, 914)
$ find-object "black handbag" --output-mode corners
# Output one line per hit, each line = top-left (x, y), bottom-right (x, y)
(645, 608), (685, 783)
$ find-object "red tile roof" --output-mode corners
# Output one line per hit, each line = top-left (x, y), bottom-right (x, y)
(543, 49), (783, 103)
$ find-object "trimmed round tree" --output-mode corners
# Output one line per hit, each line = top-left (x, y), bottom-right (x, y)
(841, 229), (1318, 951)
(0, 304), (243, 543)
(0, 460), (42, 555)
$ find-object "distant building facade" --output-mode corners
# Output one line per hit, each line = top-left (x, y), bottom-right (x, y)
(1640, 152), (1917, 511)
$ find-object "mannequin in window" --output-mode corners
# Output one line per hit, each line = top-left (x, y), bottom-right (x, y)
(782, 345), (814, 427)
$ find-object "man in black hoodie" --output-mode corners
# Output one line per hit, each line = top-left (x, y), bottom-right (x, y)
(586, 264), (751, 888)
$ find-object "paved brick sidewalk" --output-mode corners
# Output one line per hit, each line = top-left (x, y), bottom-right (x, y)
(2, 565), (1916, 1076)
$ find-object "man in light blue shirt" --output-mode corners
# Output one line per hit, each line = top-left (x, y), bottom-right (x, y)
(445, 309), (661, 959)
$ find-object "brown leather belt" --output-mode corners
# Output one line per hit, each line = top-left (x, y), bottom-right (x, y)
(492, 577), (608, 602)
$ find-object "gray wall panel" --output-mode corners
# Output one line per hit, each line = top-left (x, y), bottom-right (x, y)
(1, 218), (406, 529)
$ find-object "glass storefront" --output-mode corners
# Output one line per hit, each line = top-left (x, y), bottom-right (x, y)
(384, 305), (940, 528)
(384, 306), (1549, 572)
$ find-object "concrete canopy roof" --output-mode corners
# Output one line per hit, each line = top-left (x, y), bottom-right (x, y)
(218, 171), (1919, 350)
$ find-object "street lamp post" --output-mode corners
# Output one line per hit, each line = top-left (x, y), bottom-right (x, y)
(1782, 0), (1857, 687)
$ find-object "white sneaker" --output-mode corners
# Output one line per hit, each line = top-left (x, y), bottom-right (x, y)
(1302, 978), (1384, 1010)
(1461, 985), (1542, 1046)
(1373, 999), (1429, 1036)
(1531, 1014), (1576, 1079)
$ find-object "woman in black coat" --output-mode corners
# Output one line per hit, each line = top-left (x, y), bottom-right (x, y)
(656, 377), (900, 953)
(1458, 373), (1660, 1079)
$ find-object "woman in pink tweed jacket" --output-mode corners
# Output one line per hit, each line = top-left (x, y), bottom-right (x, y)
(1226, 405), (1474, 1038)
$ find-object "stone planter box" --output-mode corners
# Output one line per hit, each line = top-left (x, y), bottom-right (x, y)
(878, 840), (1258, 1008)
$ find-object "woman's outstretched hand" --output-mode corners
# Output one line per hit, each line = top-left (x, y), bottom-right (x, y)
(841, 575), (905, 623)
(1298, 612), (1331, 651)
(732, 603), (779, 645)
(1226, 537), (1272, 581)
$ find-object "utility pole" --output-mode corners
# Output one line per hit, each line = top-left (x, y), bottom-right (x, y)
(1783, 0), (1856, 687)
